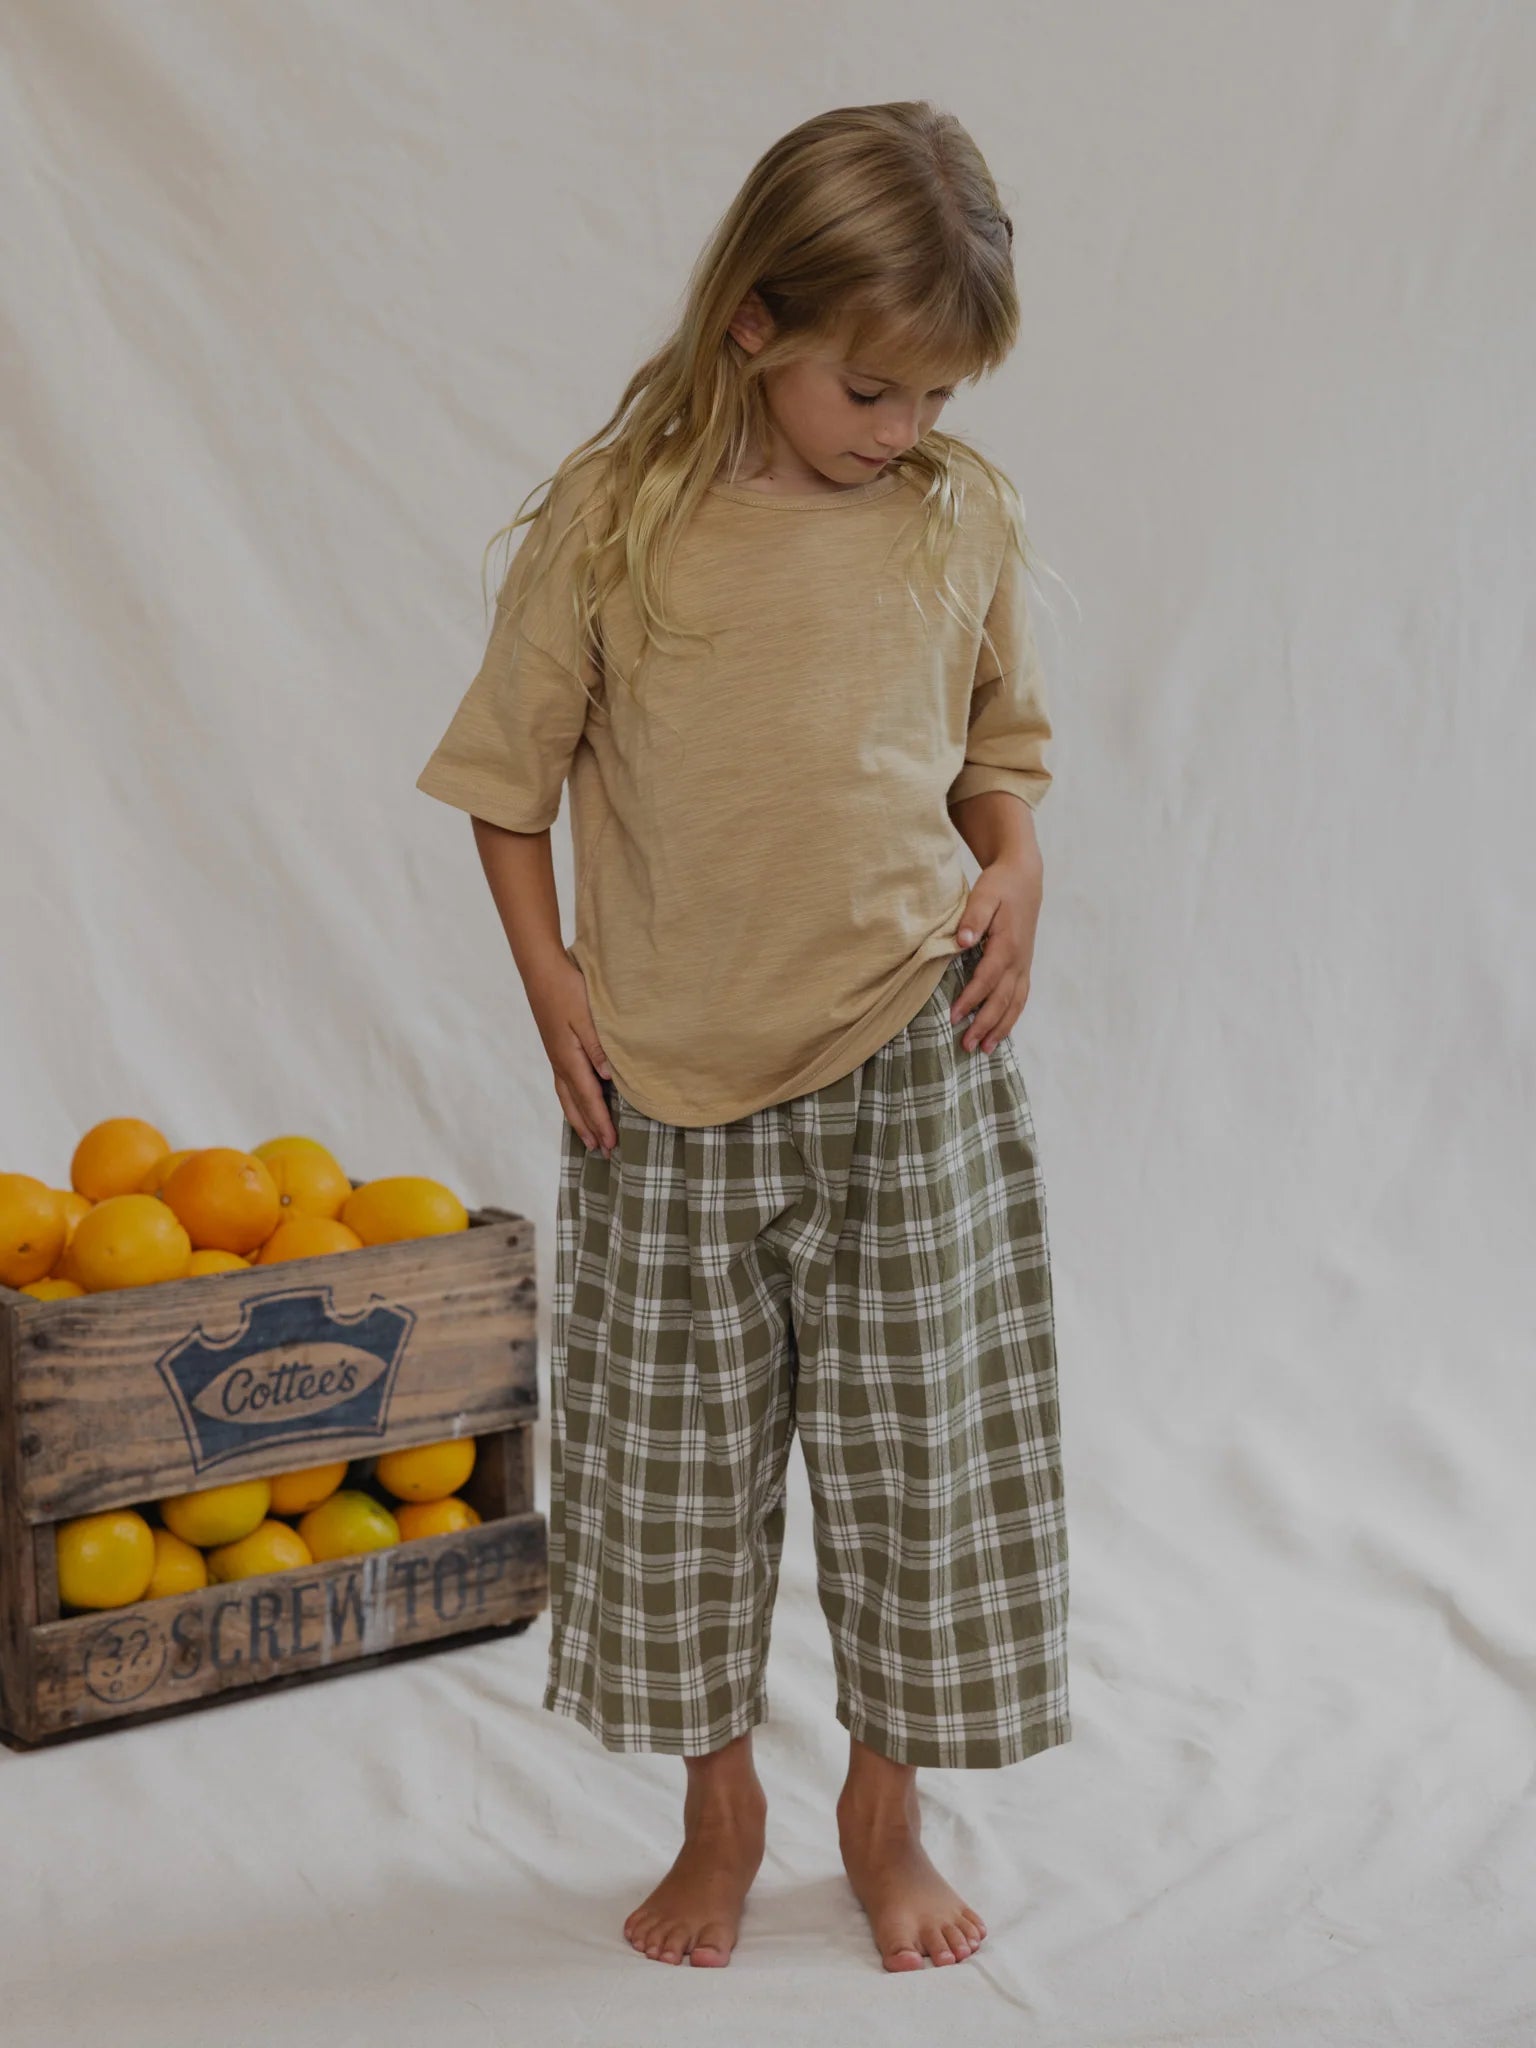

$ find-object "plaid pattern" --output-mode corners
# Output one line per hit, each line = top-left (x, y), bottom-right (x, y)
(542, 940), (1070, 1768)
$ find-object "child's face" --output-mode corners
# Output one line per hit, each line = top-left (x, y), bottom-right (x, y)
(774, 347), (961, 482)
(731, 298), (965, 488)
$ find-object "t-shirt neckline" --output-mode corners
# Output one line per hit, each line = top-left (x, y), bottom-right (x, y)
(707, 469), (905, 509)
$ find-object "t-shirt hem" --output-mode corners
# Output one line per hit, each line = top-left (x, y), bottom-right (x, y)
(603, 945), (958, 1128)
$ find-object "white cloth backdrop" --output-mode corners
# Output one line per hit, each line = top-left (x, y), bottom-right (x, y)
(2, 3), (1532, 2042)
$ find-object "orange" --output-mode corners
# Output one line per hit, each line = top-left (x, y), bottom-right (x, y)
(252, 1135), (336, 1166)
(71, 1117), (172, 1202)
(267, 1459), (349, 1516)
(0, 1174), (66, 1287)
(260, 1144), (352, 1222)
(298, 1489), (400, 1561)
(51, 1189), (93, 1248)
(341, 1176), (468, 1246)
(375, 1437), (477, 1503)
(69, 1194), (191, 1291)
(146, 1526), (209, 1598)
(56, 1509), (157, 1610)
(138, 1148), (195, 1197)
(20, 1276), (85, 1300)
(395, 1497), (482, 1541)
(184, 1248), (251, 1277)
(53, 1235), (84, 1287)
(253, 1215), (364, 1264)
(162, 1148), (281, 1254)
(206, 1519), (314, 1582)
(49, 1191), (93, 1284)
(159, 1477), (271, 1548)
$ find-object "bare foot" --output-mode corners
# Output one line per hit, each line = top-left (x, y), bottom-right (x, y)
(623, 1744), (768, 1967)
(837, 1780), (988, 1972)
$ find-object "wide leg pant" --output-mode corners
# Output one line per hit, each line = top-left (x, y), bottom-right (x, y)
(541, 940), (1071, 1768)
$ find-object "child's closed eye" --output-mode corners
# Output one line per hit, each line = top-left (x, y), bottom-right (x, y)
(846, 387), (956, 406)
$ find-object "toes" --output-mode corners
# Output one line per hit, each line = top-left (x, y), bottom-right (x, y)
(926, 1922), (956, 1963)
(693, 1919), (735, 1963)
(942, 1919), (972, 1958)
(630, 1910), (737, 1966)
(883, 1942), (925, 1971)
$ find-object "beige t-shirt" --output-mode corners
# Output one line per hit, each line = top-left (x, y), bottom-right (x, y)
(415, 449), (1052, 1126)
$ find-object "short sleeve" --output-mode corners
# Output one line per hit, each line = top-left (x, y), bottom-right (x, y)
(945, 536), (1053, 812)
(415, 464), (603, 833)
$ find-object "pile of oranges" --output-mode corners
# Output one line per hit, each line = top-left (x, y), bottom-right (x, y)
(54, 1438), (483, 1612)
(0, 1119), (489, 1612)
(0, 1115), (471, 1296)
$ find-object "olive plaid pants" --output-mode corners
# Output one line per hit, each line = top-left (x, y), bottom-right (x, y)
(542, 941), (1070, 1768)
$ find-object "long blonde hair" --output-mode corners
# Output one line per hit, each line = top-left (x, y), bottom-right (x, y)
(483, 99), (1044, 709)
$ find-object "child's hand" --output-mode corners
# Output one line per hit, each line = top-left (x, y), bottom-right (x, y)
(951, 853), (1043, 1053)
(526, 951), (619, 1157)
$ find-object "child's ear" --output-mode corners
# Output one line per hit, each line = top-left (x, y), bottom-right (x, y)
(728, 289), (773, 355)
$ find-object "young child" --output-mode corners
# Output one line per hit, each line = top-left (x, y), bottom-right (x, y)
(415, 98), (1069, 1973)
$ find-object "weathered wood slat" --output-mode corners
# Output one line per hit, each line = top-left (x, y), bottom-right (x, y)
(460, 1423), (537, 1521)
(7, 1218), (537, 1522)
(24, 1509), (548, 1739)
(0, 1302), (39, 1737)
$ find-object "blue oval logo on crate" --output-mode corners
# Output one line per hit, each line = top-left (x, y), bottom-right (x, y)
(155, 1285), (417, 1473)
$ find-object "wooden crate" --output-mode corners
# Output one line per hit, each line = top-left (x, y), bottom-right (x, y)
(0, 1197), (546, 1748)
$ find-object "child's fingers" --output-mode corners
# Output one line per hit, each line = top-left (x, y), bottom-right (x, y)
(949, 965), (994, 1031)
(587, 1039), (613, 1080)
(951, 966), (1021, 1051)
(552, 1076), (587, 1147)
(570, 1009), (612, 1082)
(554, 1071), (619, 1155)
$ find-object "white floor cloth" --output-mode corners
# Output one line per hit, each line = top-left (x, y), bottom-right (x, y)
(2, 4), (1532, 2042)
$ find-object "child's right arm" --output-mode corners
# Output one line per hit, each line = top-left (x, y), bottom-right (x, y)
(417, 458), (616, 1157)
(469, 816), (618, 1159)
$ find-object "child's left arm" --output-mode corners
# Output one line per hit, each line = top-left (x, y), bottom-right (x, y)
(946, 539), (1052, 1053)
